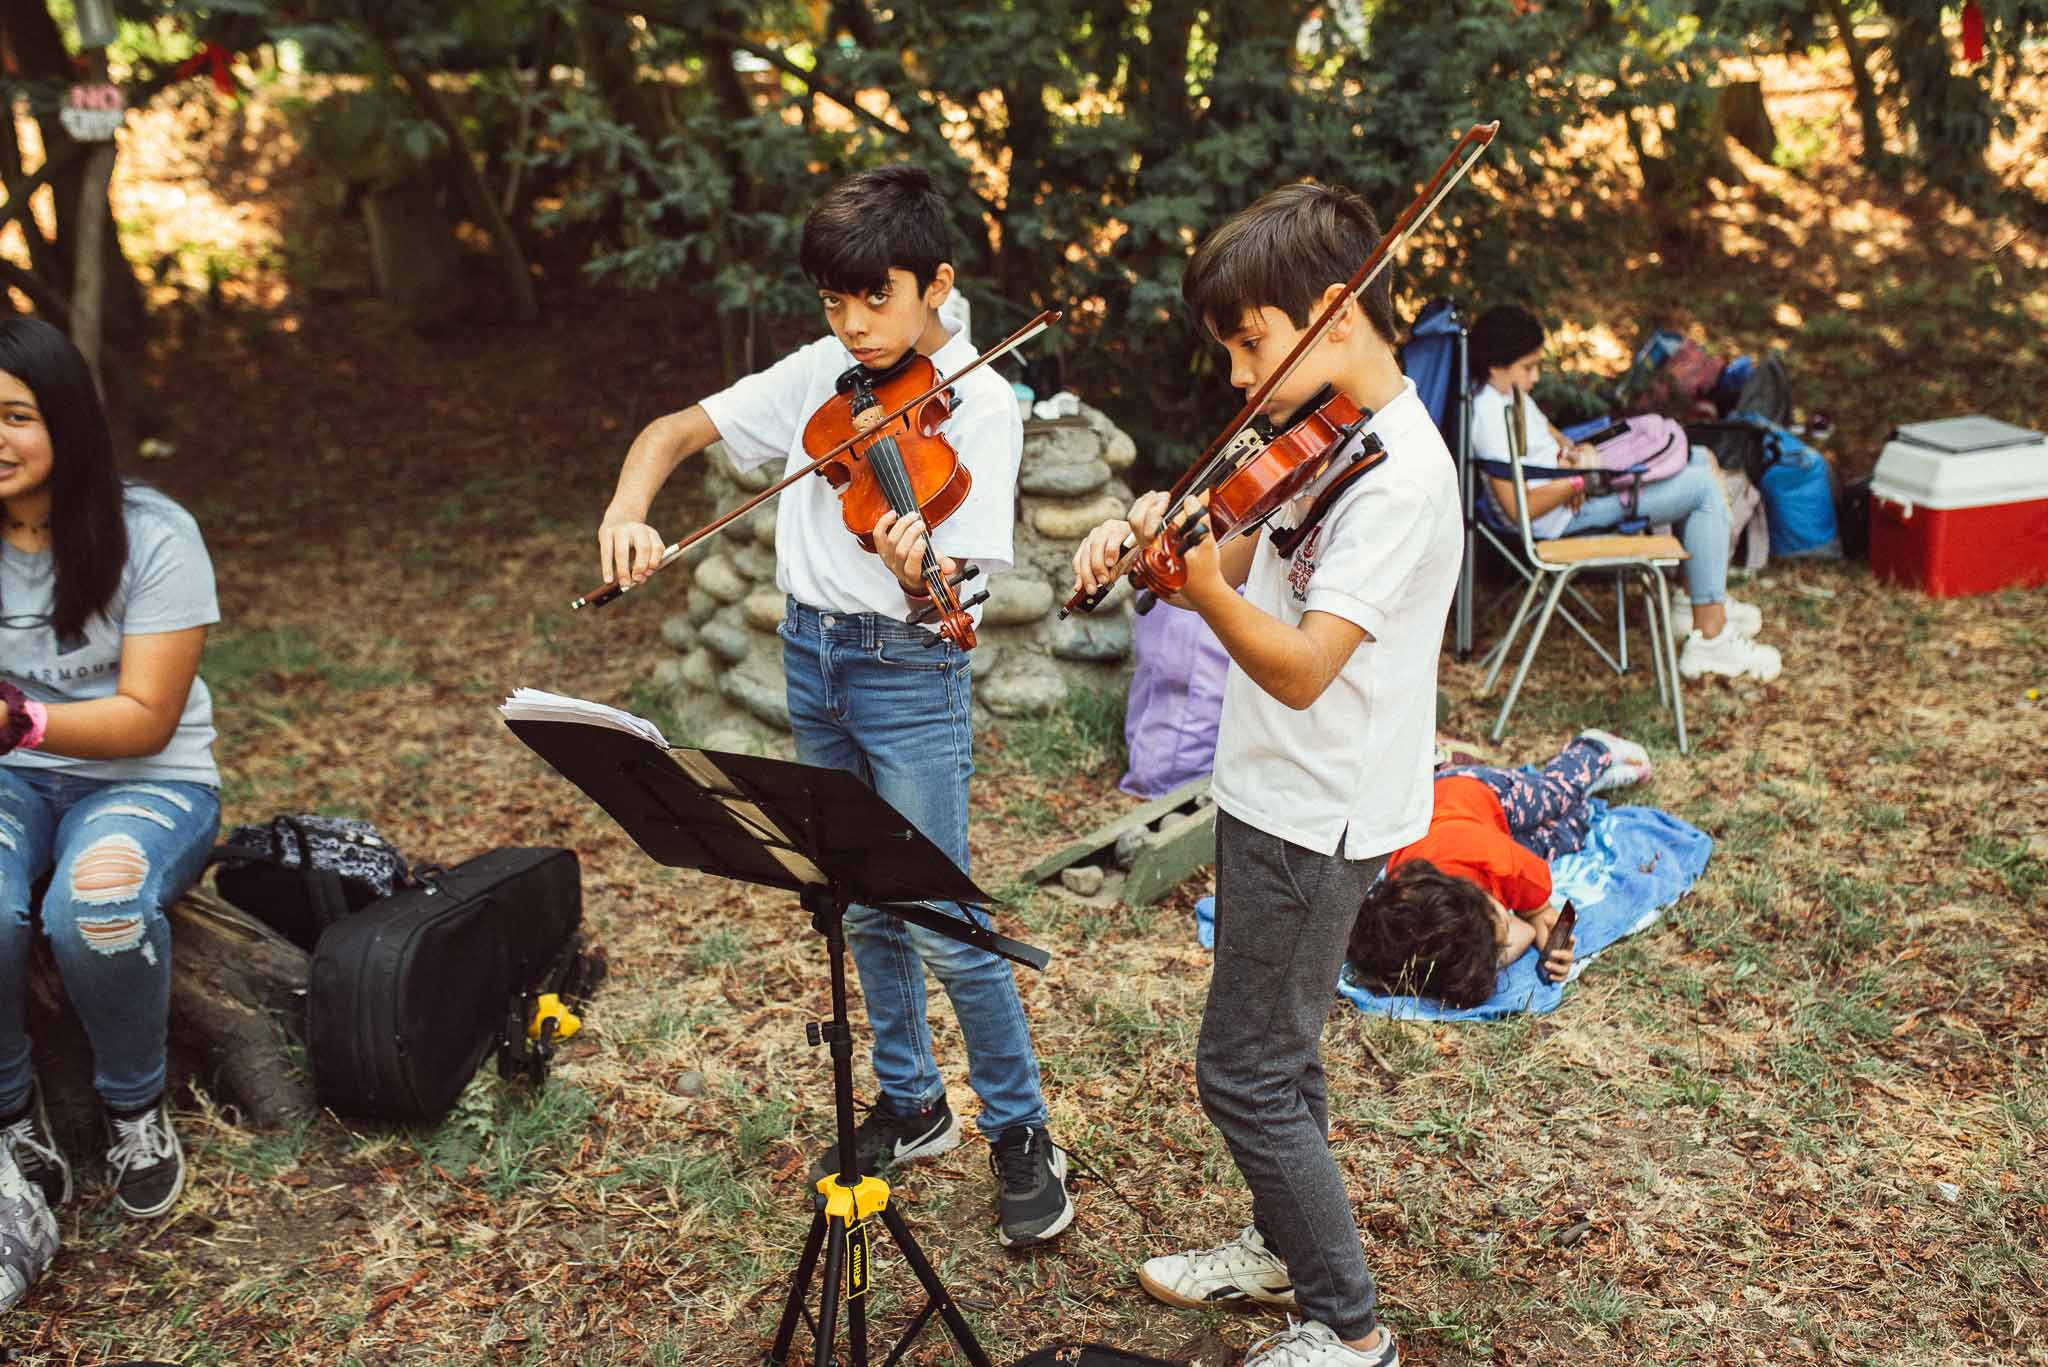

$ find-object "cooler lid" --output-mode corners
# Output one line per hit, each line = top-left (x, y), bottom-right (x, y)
(1874, 419), (2048, 511)
(1892, 415), (2044, 454)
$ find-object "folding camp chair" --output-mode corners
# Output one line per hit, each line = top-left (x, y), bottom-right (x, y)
(1477, 397), (1690, 751)
(1402, 299), (1654, 668)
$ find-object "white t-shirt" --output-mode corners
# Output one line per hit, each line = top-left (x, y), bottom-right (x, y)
(699, 324), (1022, 621)
(1209, 379), (1462, 860)
(1469, 383), (1572, 539)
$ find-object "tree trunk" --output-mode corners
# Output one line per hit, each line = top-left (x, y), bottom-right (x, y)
(573, 7), (667, 149)
(1, 0), (148, 345)
(1823, 0), (1888, 166)
(27, 886), (315, 1153)
(387, 53), (539, 323)
(1718, 80), (1777, 161)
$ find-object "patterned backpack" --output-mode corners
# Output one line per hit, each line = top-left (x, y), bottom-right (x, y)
(210, 815), (417, 952)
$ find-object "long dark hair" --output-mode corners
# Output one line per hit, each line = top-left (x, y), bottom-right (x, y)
(1345, 859), (1501, 1009)
(0, 317), (127, 642)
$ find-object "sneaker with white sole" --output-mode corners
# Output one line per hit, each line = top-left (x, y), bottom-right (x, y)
(1244, 1317), (1399, 1367)
(1678, 626), (1782, 683)
(1139, 1225), (1298, 1310)
(989, 1124), (1075, 1248)
(1578, 728), (1652, 794)
(809, 1095), (962, 1183)
(0, 1076), (71, 1210)
(105, 1099), (183, 1219)
(1670, 592), (1762, 638)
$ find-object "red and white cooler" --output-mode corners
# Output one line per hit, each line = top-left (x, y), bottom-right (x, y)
(1869, 416), (2048, 598)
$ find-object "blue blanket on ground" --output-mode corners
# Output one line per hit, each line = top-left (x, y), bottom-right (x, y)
(1192, 801), (1712, 1021)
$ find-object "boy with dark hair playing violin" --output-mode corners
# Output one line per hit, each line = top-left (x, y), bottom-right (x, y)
(1072, 182), (1462, 1367)
(598, 164), (1074, 1249)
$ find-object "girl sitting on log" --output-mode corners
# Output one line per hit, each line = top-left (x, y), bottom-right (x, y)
(0, 317), (220, 1220)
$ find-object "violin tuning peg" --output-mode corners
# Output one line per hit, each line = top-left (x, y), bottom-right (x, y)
(960, 590), (990, 611)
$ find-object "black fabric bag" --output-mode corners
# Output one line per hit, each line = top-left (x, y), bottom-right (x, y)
(211, 815), (415, 952)
(1009, 1349), (1189, 1366)
(306, 847), (582, 1122)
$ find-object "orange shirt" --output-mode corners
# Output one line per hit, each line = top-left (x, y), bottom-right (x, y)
(1385, 775), (1552, 912)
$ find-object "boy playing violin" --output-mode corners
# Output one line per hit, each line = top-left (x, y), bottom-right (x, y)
(1071, 183), (1461, 1367)
(598, 165), (1073, 1248)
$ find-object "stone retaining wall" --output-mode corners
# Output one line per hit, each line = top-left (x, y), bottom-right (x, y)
(648, 401), (1143, 754)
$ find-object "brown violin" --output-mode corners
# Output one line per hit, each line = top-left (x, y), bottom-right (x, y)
(1064, 122), (1498, 616)
(571, 309), (1062, 635)
(802, 351), (980, 649)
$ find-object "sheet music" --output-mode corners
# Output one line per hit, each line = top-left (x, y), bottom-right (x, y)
(499, 688), (672, 750)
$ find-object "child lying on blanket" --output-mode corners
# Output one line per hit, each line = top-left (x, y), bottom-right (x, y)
(1345, 730), (1651, 1007)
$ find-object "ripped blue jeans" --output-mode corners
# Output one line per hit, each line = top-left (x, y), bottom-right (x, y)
(0, 768), (220, 1115)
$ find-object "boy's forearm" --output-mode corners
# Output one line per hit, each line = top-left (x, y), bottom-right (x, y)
(1184, 584), (1343, 710)
(607, 406), (718, 521)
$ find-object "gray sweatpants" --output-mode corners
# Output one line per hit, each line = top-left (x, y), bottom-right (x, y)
(1199, 811), (1387, 1341)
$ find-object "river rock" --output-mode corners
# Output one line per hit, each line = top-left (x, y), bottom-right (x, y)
(1032, 494), (1127, 541)
(734, 543), (776, 583)
(1020, 458), (1111, 498)
(1101, 427), (1137, 470)
(1028, 423), (1104, 467)
(684, 586), (723, 625)
(753, 510), (779, 546)
(680, 647), (717, 691)
(1049, 614), (1132, 663)
(720, 669), (791, 731)
(701, 619), (753, 665)
(660, 614), (696, 653)
(1059, 864), (1106, 896)
(981, 660), (1068, 717)
(713, 441), (776, 492)
(982, 572), (1055, 627)
(694, 554), (747, 604)
(649, 656), (687, 690)
(744, 590), (785, 632)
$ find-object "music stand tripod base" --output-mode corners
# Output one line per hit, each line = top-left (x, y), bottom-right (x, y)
(501, 722), (1039, 1367)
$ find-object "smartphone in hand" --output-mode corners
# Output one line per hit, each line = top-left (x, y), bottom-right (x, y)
(1538, 901), (1577, 984)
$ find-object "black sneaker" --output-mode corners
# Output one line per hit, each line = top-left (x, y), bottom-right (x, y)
(988, 1124), (1074, 1248)
(0, 1076), (71, 1209)
(809, 1095), (962, 1184)
(104, 1099), (184, 1219)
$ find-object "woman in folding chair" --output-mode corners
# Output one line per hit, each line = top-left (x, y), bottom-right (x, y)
(1467, 306), (1780, 684)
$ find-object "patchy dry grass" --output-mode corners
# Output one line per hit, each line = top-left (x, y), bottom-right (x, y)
(6, 54), (2047, 1367)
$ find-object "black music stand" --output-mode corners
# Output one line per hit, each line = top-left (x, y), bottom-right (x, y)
(506, 715), (1048, 1367)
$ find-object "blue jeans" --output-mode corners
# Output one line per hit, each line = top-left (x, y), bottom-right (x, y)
(779, 599), (1047, 1139)
(1562, 449), (1732, 606)
(0, 768), (220, 1115)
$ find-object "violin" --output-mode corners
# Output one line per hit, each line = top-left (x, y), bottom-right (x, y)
(1063, 122), (1499, 617)
(572, 310), (1062, 634)
(801, 351), (980, 650)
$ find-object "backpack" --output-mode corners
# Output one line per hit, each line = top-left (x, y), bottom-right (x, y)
(0, 1142), (58, 1316)
(1729, 415), (1841, 559)
(1621, 328), (1725, 419)
(211, 815), (417, 953)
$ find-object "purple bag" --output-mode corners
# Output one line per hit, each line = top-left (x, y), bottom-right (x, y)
(1589, 414), (1690, 487)
(1120, 603), (1230, 799)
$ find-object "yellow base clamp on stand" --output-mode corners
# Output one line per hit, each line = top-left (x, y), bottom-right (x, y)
(814, 1174), (890, 1300)
(527, 993), (581, 1041)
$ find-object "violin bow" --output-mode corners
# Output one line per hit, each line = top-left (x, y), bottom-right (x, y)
(573, 308), (1063, 611)
(1063, 121), (1500, 617)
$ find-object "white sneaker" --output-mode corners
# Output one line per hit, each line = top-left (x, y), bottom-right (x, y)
(1679, 626), (1782, 683)
(1670, 592), (1762, 638)
(1244, 1318), (1399, 1367)
(1578, 728), (1652, 794)
(1139, 1225), (1297, 1310)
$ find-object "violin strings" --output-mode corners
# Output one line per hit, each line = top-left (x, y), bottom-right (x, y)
(867, 432), (952, 608)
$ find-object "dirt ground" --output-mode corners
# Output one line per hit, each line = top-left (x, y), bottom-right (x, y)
(2, 50), (2044, 1367)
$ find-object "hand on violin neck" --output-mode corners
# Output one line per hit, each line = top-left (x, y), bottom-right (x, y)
(873, 509), (956, 594)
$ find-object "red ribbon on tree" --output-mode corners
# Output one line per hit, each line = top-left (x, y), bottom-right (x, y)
(172, 41), (236, 95)
(1962, 2), (1985, 65)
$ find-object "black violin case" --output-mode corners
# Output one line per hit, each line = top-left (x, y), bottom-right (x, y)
(306, 847), (584, 1122)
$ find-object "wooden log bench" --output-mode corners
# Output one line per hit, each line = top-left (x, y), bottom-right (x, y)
(25, 882), (315, 1150)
